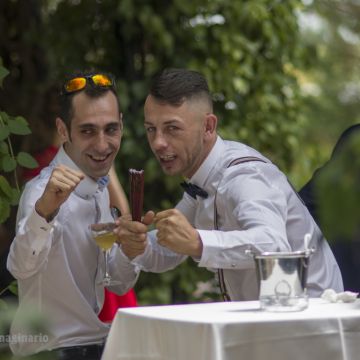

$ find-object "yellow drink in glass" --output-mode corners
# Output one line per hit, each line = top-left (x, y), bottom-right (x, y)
(94, 231), (117, 250)
(90, 220), (119, 286)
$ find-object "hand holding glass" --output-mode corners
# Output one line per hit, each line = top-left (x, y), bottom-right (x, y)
(90, 222), (118, 286)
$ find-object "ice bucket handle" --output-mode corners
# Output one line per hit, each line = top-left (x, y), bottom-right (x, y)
(245, 233), (316, 258)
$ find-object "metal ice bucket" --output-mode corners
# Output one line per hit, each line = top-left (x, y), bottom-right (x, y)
(251, 249), (314, 312)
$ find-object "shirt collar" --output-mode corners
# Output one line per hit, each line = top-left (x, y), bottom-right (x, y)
(51, 146), (109, 198)
(190, 136), (225, 187)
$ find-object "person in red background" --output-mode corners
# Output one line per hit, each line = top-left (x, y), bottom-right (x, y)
(21, 84), (137, 323)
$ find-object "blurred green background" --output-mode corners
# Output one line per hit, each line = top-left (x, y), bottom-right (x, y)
(1, 0), (360, 306)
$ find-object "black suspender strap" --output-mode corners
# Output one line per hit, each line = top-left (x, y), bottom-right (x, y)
(227, 156), (267, 167)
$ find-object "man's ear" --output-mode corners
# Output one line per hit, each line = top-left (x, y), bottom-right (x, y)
(204, 113), (217, 136)
(56, 117), (70, 143)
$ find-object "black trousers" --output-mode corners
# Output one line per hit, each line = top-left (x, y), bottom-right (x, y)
(25, 343), (104, 360)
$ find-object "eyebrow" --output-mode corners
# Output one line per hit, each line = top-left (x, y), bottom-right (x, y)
(144, 119), (182, 126)
(78, 121), (121, 129)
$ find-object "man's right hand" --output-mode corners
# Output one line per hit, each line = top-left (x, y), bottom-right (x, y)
(114, 211), (154, 259)
(35, 165), (85, 221)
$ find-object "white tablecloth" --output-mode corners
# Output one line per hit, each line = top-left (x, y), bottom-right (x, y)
(101, 298), (360, 360)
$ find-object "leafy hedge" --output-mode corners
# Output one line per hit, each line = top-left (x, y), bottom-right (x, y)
(0, 0), (311, 304)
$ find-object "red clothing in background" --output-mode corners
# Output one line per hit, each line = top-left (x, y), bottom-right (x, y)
(98, 288), (137, 322)
(22, 145), (138, 321)
(22, 145), (59, 182)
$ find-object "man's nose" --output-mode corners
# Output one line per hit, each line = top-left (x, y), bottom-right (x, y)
(152, 132), (168, 150)
(95, 132), (109, 151)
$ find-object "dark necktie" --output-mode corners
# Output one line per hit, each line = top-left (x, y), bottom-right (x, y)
(180, 181), (208, 199)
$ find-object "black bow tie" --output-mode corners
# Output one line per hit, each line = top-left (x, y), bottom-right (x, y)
(180, 181), (208, 199)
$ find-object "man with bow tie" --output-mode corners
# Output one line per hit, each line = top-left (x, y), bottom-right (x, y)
(115, 68), (343, 301)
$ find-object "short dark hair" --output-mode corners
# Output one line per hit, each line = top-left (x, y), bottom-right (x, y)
(58, 70), (121, 130)
(149, 68), (212, 109)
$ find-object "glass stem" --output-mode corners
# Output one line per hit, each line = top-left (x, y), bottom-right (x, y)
(103, 250), (111, 286)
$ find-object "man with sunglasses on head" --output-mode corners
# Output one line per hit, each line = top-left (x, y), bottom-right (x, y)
(115, 68), (343, 302)
(7, 71), (139, 359)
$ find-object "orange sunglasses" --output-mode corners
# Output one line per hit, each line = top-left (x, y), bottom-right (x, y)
(63, 74), (114, 94)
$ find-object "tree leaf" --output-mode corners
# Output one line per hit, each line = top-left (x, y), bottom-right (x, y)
(0, 111), (10, 123)
(14, 116), (29, 126)
(0, 140), (9, 154)
(17, 151), (39, 169)
(0, 175), (12, 199)
(0, 125), (10, 141)
(0, 197), (10, 224)
(8, 118), (31, 135)
(0, 65), (10, 88)
(2, 155), (17, 172)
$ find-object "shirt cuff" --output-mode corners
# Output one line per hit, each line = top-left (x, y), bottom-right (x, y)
(26, 208), (55, 253)
(196, 229), (219, 268)
(116, 246), (142, 273)
(129, 244), (154, 272)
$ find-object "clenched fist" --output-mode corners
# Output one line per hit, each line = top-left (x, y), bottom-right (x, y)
(154, 209), (203, 257)
(35, 165), (85, 221)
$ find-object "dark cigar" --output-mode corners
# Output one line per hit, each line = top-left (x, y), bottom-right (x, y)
(129, 169), (144, 222)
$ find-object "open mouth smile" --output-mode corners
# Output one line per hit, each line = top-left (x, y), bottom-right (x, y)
(88, 153), (112, 163)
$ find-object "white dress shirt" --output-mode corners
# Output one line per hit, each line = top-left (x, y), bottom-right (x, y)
(7, 146), (139, 356)
(134, 136), (343, 301)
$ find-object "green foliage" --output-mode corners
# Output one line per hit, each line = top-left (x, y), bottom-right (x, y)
(0, 60), (38, 223)
(0, 61), (35, 320)
(43, 0), (307, 212)
(0, 107), (38, 223)
(296, 1), (360, 186)
(0, 0), (314, 304)
(41, 0), (307, 169)
(0, 1), (358, 307)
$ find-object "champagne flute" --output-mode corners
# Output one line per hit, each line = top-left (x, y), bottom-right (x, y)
(90, 222), (118, 286)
